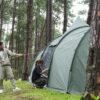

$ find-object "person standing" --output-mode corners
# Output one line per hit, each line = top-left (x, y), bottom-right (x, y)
(0, 42), (23, 93)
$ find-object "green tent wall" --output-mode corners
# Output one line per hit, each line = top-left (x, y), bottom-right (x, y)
(29, 17), (91, 94)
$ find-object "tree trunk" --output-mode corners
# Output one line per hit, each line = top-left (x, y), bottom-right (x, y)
(22, 0), (33, 80)
(63, 0), (68, 33)
(40, 21), (46, 49)
(34, 17), (39, 58)
(87, 0), (100, 97)
(34, 1), (41, 58)
(87, 0), (95, 69)
(87, 0), (94, 25)
(0, 0), (4, 41)
(9, 0), (17, 51)
(45, 0), (52, 46)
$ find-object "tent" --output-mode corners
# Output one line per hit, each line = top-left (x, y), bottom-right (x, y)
(29, 17), (91, 94)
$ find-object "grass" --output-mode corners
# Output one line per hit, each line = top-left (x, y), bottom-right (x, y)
(0, 81), (82, 100)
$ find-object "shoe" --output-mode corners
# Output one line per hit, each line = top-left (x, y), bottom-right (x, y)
(13, 87), (21, 92)
(0, 89), (4, 93)
(32, 85), (36, 89)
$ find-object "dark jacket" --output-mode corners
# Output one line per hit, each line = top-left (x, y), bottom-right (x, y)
(32, 66), (42, 83)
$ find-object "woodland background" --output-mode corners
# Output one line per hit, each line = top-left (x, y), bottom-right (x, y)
(0, 0), (100, 95)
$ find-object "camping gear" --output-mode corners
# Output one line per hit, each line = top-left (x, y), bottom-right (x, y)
(29, 17), (91, 94)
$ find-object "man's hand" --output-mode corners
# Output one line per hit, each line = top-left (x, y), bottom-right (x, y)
(40, 68), (49, 74)
(41, 74), (48, 78)
(15, 54), (23, 56)
(0, 60), (4, 64)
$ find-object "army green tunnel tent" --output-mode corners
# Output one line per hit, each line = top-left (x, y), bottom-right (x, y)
(29, 17), (91, 94)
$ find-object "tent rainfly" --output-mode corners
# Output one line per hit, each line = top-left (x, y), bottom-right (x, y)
(29, 17), (91, 94)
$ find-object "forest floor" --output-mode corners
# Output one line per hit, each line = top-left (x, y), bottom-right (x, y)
(0, 81), (82, 100)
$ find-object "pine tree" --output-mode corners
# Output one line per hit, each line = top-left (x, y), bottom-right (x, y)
(87, 0), (100, 96)
(9, 0), (17, 51)
(0, 0), (4, 41)
(63, 0), (68, 33)
(22, 0), (33, 80)
(45, 0), (52, 46)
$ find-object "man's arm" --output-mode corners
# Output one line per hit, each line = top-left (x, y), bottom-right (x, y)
(15, 54), (23, 56)
(0, 60), (4, 63)
(40, 68), (49, 75)
(6, 49), (23, 57)
(41, 74), (48, 78)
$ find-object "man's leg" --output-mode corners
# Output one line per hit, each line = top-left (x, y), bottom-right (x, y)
(35, 77), (47, 88)
(0, 79), (3, 89)
(10, 78), (16, 89)
(5, 66), (16, 88)
(5, 66), (21, 91)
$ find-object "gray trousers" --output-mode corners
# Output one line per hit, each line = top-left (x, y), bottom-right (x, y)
(0, 65), (16, 89)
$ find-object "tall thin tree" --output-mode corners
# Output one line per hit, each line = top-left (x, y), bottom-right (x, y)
(9, 0), (17, 51)
(63, 0), (68, 33)
(45, 0), (52, 46)
(86, 0), (100, 97)
(22, 0), (33, 80)
(87, 0), (94, 25)
(34, 0), (40, 58)
(0, 0), (4, 41)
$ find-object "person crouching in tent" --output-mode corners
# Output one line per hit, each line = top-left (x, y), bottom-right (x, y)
(0, 42), (23, 93)
(32, 60), (49, 88)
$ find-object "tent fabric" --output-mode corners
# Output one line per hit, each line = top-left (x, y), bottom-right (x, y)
(29, 17), (91, 94)
(42, 46), (56, 75)
(48, 27), (90, 94)
(67, 29), (90, 94)
(42, 46), (56, 68)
